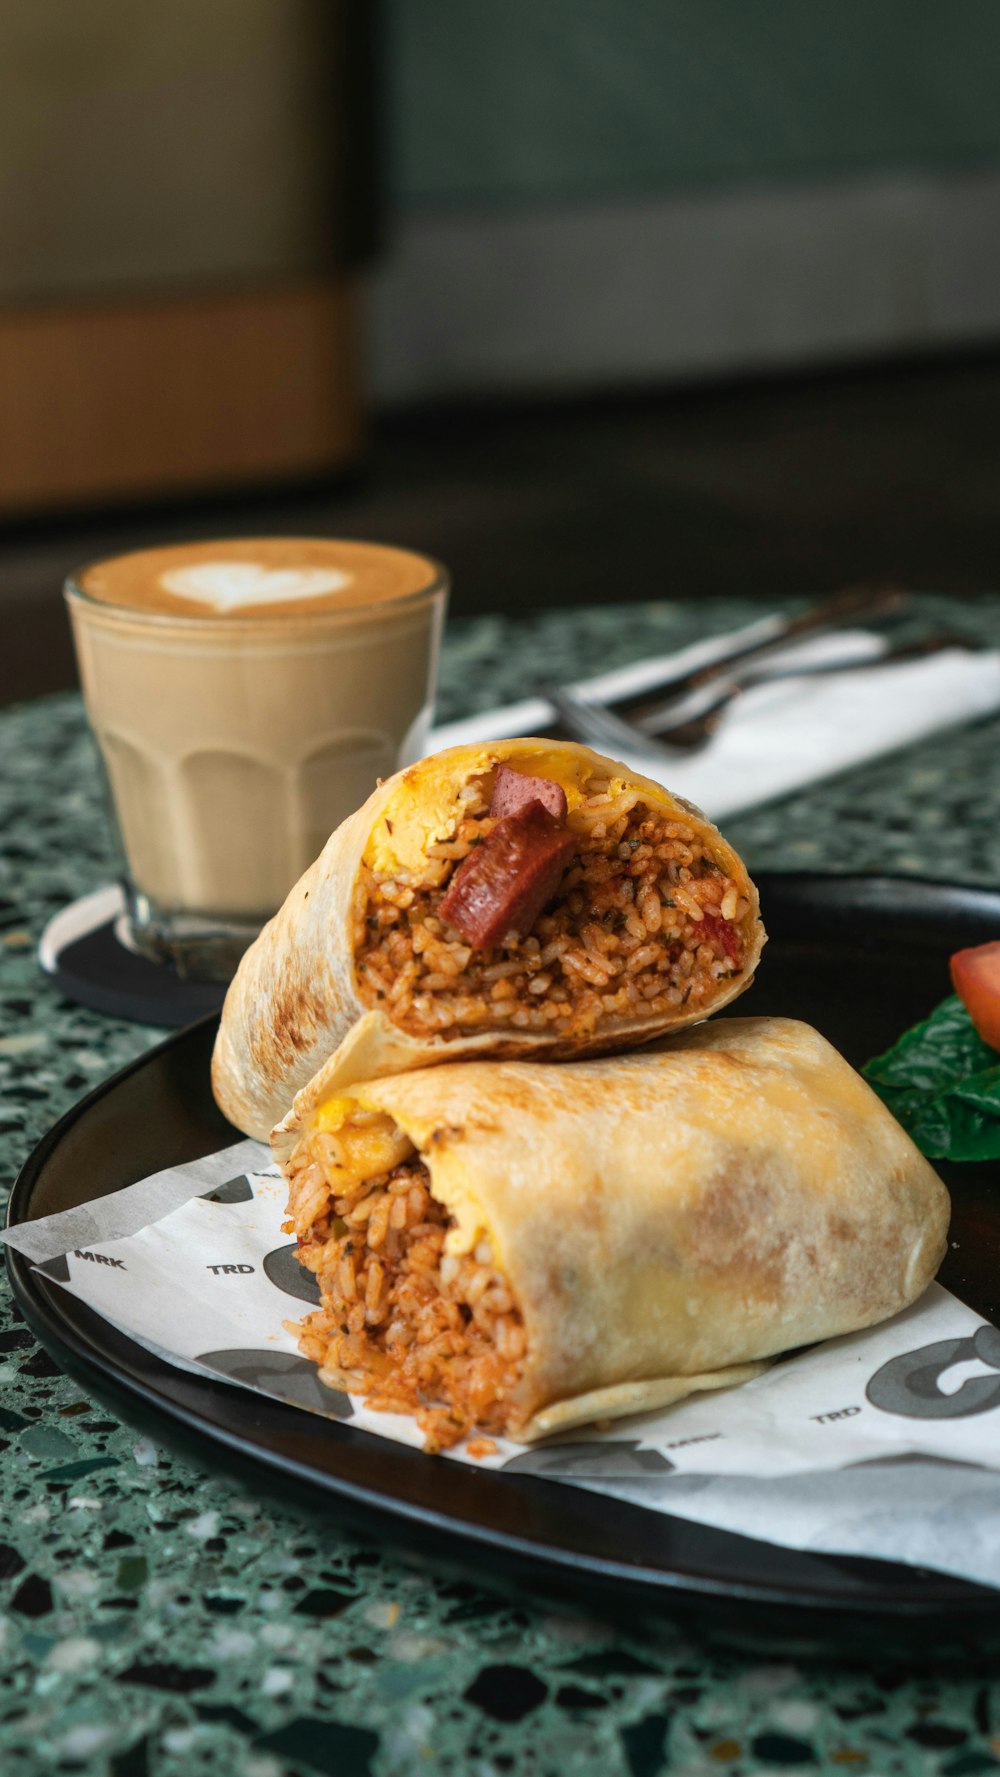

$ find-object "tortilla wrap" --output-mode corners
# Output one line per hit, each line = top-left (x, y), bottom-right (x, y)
(274, 1017), (950, 1443)
(213, 738), (765, 1140)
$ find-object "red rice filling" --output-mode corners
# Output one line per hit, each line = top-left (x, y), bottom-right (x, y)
(354, 783), (750, 1040)
(292, 1141), (524, 1453)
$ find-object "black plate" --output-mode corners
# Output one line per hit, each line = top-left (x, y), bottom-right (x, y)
(9, 874), (1000, 1647)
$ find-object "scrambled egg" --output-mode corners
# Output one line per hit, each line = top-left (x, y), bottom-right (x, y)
(362, 738), (655, 878)
(311, 1097), (416, 1191)
(309, 1092), (487, 1256)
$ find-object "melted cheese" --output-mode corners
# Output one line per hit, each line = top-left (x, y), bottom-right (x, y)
(311, 1099), (415, 1193)
(362, 739), (672, 878)
(312, 1096), (361, 1133)
(308, 1091), (491, 1256)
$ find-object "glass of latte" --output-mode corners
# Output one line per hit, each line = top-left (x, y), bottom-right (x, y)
(65, 538), (448, 980)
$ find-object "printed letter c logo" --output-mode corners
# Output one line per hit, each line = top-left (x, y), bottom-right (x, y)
(866, 1326), (1000, 1419)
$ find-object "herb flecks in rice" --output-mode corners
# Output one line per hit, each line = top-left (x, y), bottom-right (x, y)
(354, 779), (750, 1039)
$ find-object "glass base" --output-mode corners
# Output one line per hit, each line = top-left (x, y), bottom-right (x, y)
(124, 887), (266, 983)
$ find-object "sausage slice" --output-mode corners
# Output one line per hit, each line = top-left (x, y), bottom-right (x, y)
(439, 802), (576, 949)
(490, 764), (568, 822)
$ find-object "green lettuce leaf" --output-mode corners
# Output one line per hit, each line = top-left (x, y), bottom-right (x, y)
(863, 994), (1000, 1160)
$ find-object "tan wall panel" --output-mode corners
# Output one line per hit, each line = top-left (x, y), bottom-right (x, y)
(0, 278), (364, 514)
(0, 0), (349, 302)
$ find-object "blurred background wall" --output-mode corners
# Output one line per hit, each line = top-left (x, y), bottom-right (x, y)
(7, 0), (1000, 494)
(375, 0), (1000, 399)
(0, 0), (376, 513)
(0, 0), (375, 301)
(3, 0), (1000, 698)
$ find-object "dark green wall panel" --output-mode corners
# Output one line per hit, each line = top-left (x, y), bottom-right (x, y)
(388, 0), (1000, 205)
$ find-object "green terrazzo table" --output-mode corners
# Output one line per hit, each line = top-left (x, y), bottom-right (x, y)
(4, 595), (1000, 1777)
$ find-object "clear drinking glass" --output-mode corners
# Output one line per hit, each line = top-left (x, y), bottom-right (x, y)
(65, 541), (448, 980)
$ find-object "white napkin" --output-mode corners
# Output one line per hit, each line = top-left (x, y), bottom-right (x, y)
(429, 625), (1000, 819)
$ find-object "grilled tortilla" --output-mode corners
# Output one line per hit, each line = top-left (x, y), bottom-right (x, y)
(274, 1018), (950, 1447)
(213, 739), (765, 1140)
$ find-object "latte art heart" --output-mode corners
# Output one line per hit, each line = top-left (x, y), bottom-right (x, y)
(160, 561), (353, 612)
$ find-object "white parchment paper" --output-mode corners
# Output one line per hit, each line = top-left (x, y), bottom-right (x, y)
(6, 1144), (1000, 1590)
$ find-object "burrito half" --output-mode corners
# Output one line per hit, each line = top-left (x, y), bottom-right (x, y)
(214, 739), (765, 1139)
(273, 1018), (950, 1451)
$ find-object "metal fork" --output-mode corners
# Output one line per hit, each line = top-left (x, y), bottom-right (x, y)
(611, 581), (907, 726)
(544, 632), (972, 761)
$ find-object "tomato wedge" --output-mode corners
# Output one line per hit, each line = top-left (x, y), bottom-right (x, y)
(950, 940), (1000, 1051)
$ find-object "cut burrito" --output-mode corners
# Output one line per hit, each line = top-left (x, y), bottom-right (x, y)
(213, 739), (765, 1139)
(273, 1017), (950, 1452)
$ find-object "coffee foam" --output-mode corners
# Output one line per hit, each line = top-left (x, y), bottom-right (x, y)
(78, 538), (440, 619)
(161, 561), (353, 613)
